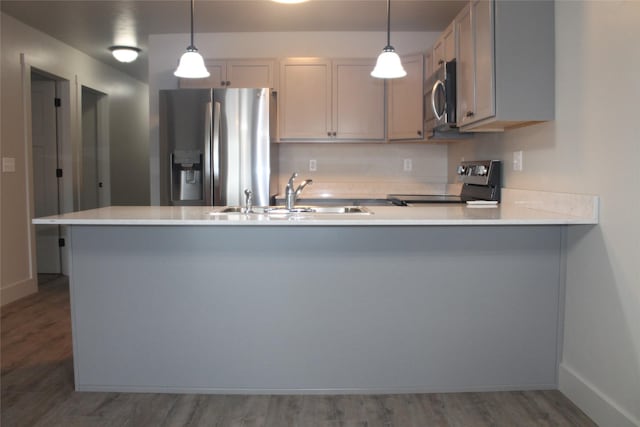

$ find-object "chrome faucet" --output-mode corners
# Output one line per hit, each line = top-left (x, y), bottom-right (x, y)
(285, 172), (313, 210)
(242, 189), (253, 214)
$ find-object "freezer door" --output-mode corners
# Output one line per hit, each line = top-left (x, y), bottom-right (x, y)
(159, 89), (212, 206)
(213, 88), (271, 207)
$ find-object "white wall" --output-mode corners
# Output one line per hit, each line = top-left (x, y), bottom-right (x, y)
(1, 13), (150, 305)
(148, 31), (445, 204)
(448, 2), (640, 426)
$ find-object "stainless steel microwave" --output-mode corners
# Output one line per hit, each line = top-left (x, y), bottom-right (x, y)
(424, 59), (457, 135)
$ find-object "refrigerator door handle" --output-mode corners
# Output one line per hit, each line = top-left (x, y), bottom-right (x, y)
(204, 102), (213, 205)
(169, 153), (175, 204)
(212, 101), (222, 206)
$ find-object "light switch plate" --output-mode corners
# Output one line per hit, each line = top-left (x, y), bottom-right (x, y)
(309, 159), (317, 172)
(403, 158), (412, 172)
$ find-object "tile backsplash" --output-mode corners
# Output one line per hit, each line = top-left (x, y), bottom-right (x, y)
(277, 143), (448, 195)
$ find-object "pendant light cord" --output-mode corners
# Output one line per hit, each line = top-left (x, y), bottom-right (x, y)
(386, 0), (391, 48)
(189, 0), (195, 49)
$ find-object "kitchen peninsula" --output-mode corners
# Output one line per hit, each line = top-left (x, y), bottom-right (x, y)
(34, 191), (598, 394)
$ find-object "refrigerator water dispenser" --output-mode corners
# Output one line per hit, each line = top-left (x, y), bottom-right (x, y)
(170, 150), (202, 204)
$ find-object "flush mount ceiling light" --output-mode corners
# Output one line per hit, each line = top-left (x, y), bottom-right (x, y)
(174, 0), (210, 79)
(371, 0), (407, 79)
(109, 46), (141, 63)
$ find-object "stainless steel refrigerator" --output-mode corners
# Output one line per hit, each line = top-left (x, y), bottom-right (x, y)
(159, 88), (278, 206)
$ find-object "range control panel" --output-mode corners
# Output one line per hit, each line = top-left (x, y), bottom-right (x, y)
(456, 160), (501, 186)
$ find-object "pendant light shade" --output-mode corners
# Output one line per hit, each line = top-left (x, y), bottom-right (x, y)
(174, 0), (210, 79)
(175, 48), (210, 78)
(371, 47), (406, 79)
(371, 0), (406, 79)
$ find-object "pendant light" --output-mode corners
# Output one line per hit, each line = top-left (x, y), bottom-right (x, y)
(174, 0), (210, 78)
(371, 0), (406, 79)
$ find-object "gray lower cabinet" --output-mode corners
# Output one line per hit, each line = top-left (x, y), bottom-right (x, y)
(456, 0), (555, 132)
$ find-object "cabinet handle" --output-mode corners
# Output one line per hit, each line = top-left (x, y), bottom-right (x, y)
(226, 81), (231, 86)
(333, 132), (337, 137)
(221, 81), (226, 86)
(327, 132), (332, 137)
(466, 111), (475, 117)
(417, 130), (422, 136)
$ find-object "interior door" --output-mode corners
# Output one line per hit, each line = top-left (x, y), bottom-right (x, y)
(81, 87), (102, 210)
(31, 78), (60, 273)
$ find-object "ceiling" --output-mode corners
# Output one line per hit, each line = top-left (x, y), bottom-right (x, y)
(1, 0), (466, 83)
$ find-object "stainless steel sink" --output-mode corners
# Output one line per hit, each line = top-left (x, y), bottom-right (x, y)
(305, 206), (370, 214)
(213, 206), (371, 215)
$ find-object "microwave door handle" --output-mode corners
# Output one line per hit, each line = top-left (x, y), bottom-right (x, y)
(432, 80), (445, 121)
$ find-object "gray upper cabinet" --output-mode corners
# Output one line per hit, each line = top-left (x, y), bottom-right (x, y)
(456, 0), (555, 132)
(179, 59), (276, 89)
(278, 58), (385, 142)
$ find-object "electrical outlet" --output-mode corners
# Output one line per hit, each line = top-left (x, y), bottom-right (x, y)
(309, 159), (317, 172)
(2, 157), (16, 173)
(403, 158), (412, 172)
(513, 151), (523, 171)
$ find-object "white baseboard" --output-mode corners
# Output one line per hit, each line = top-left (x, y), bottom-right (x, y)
(559, 363), (639, 427)
(1, 278), (38, 306)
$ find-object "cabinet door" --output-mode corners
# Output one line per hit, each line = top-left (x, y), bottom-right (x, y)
(472, 0), (496, 123)
(456, 3), (475, 126)
(178, 60), (226, 89)
(332, 59), (385, 140)
(433, 38), (445, 69)
(432, 22), (455, 69)
(443, 22), (457, 62)
(424, 51), (433, 78)
(387, 54), (424, 141)
(226, 60), (275, 89)
(279, 58), (332, 140)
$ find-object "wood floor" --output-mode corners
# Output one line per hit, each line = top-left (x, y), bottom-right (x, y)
(1, 275), (597, 427)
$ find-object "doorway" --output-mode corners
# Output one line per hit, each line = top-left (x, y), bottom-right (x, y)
(80, 87), (109, 210)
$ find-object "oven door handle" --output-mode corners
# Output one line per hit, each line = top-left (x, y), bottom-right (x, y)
(432, 79), (445, 121)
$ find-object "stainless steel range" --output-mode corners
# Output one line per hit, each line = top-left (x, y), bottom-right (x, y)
(388, 160), (502, 205)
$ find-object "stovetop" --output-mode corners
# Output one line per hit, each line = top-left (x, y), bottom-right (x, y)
(387, 194), (464, 205)
(387, 160), (502, 205)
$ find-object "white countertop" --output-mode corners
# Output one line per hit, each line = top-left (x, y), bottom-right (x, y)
(32, 201), (598, 227)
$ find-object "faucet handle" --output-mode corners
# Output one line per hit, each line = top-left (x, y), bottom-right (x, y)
(287, 172), (298, 190)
